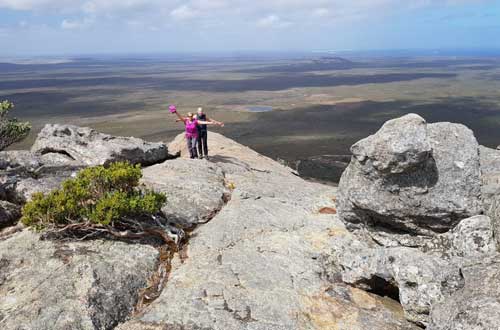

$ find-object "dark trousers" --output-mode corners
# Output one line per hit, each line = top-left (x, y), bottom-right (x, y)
(186, 136), (198, 159)
(197, 130), (208, 157)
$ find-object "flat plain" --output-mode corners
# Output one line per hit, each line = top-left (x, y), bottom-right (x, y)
(2, 53), (500, 166)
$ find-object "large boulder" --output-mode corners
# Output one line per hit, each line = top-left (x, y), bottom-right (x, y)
(338, 114), (482, 246)
(0, 230), (159, 330)
(350, 113), (432, 174)
(31, 124), (169, 166)
(427, 255), (500, 330)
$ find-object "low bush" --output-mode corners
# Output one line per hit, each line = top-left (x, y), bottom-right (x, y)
(21, 162), (171, 243)
(0, 100), (31, 151)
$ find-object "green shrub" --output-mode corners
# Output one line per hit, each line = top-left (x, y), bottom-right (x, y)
(0, 100), (31, 151)
(21, 162), (166, 232)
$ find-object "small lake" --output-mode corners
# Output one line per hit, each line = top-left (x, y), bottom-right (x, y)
(246, 105), (273, 112)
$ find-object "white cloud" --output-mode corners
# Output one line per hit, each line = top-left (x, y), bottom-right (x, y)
(256, 14), (291, 28)
(170, 5), (199, 21)
(61, 17), (94, 30)
(0, 0), (78, 11)
(0, 0), (494, 32)
(312, 8), (330, 17)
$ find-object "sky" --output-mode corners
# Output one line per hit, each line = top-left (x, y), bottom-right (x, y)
(1, 0), (500, 56)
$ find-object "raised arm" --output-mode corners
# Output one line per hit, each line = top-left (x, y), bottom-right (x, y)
(174, 111), (185, 122)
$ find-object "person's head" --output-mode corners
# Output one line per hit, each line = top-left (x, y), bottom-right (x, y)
(197, 107), (203, 115)
(187, 112), (194, 120)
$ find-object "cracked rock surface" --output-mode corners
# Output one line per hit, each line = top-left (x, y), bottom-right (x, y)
(117, 133), (419, 330)
(141, 158), (229, 228)
(427, 255), (500, 330)
(0, 230), (159, 330)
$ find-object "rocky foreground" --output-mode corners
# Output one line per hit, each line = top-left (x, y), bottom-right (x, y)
(1, 117), (500, 330)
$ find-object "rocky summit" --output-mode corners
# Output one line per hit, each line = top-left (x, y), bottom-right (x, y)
(1, 116), (500, 330)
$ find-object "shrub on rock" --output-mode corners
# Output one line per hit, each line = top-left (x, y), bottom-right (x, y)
(0, 100), (31, 151)
(21, 162), (170, 243)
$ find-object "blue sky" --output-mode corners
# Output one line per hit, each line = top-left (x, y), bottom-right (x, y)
(1, 0), (500, 55)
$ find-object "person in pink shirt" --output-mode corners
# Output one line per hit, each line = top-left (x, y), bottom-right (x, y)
(171, 107), (223, 159)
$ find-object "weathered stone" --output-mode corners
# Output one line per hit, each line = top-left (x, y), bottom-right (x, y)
(31, 124), (169, 166)
(0, 150), (43, 170)
(428, 255), (500, 330)
(480, 145), (500, 211)
(338, 114), (482, 246)
(117, 133), (419, 330)
(445, 215), (496, 257)
(141, 158), (229, 228)
(0, 149), (83, 202)
(328, 238), (464, 327)
(487, 194), (500, 250)
(0, 200), (20, 229)
(0, 175), (16, 201)
(14, 174), (71, 202)
(4, 126), (493, 330)
(0, 230), (159, 330)
(350, 113), (432, 174)
(0, 149), (82, 173)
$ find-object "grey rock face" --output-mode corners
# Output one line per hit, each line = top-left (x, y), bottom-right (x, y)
(350, 113), (432, 174)
(0, 200), (20, 229)
(141, 158), (229, 228)
(487, 195), (500, 250)
(329, 239), (464, 327)
(444, 215), (496, 258)
(0, 150), (43, 170)
(0, 149), (83, 203)
(485, 147), (500, 248)
(31, 124), (169, 166)
(0, 230), (159, 330)
(0, 175), (17, 202)
(338, 114), (482, 246)
(480, 145), (500, 211)
(117, 132), (419, 330)
(427, 255), (500, 330)
(13, 174), (71, 202)
(0, 150), (82, 172)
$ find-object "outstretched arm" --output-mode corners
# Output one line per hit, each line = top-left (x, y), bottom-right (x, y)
(198, 120), (224, 126)
(207, 117), (224, 127)
(206, 117), (224, 126)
